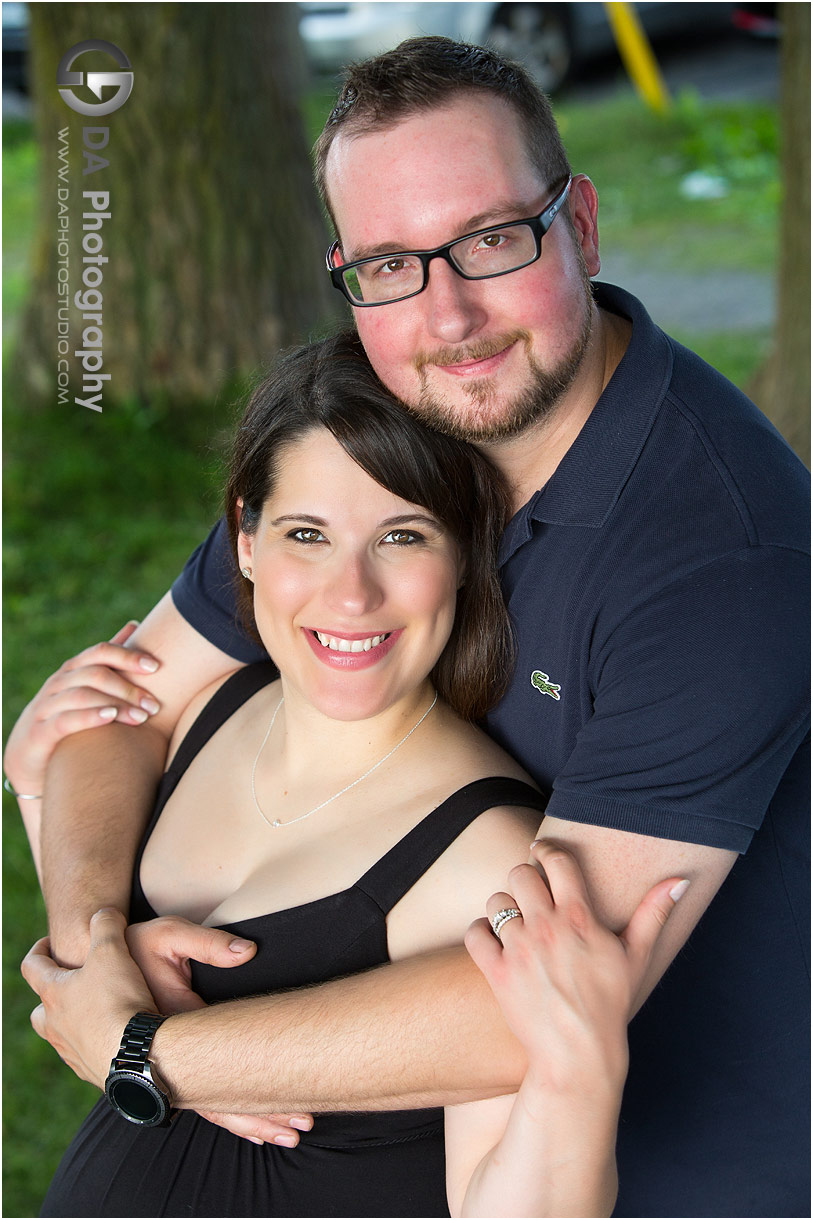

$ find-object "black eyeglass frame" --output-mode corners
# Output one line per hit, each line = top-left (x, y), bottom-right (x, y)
(326, 174), (573, 308)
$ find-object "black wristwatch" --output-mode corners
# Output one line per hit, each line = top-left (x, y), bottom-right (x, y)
(104, 1011), (173, 1127)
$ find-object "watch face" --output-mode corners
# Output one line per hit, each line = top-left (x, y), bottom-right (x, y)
(106, 1071), (170, 1125)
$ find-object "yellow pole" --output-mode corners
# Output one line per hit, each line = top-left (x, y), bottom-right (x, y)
(603, 2), (672, 113)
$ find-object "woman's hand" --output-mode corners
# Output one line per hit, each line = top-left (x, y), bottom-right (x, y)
(124, 915), (258, 1015)
(3, 623), (162, 797)
(465, 840), (689, 1091)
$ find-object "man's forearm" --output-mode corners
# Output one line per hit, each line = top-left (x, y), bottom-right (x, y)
(42, 723), (167, 967)
(153, 947), (527, 1113)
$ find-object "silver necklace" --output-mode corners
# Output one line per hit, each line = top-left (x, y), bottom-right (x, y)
(251, 691), (438, 829)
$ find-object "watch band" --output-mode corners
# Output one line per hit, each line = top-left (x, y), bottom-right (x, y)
(111, 1011), (167, 1069)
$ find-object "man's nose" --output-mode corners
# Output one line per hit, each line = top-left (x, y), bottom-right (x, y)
(324, 554), (384, 617)
(422, 257), (488, 345)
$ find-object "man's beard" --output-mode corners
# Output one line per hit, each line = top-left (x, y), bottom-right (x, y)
(410, 278), (595, 445)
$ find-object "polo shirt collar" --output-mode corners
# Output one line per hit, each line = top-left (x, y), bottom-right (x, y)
(499, 283), (674, 565)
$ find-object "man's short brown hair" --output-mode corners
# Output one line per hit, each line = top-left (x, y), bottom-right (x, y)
(314, 35), (572, 235)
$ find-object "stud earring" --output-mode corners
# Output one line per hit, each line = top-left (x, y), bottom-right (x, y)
(240, 567), (252, 580)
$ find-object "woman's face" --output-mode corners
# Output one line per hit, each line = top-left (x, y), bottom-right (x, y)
(237, 427), (462, 722)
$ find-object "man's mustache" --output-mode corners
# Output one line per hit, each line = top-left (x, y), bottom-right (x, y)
(414, 330), (531, 372)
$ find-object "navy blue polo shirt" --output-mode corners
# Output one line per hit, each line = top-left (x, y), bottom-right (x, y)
(172, 284), (810, 1217)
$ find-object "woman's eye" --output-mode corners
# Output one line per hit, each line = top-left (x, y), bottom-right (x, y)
(289, 528), (326, 544)
(382, 529), (422, 546)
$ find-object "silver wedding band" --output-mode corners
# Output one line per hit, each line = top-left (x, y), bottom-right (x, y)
(490, 907), (522, 941)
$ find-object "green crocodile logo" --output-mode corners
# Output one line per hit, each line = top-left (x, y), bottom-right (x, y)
(531, 670), (561, 701)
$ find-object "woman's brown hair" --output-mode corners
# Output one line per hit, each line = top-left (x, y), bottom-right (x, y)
(225, 331), (514, 721)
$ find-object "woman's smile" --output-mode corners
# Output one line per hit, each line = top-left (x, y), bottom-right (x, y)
(304, 626), (402, 670)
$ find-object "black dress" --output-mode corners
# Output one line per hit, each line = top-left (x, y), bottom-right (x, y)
(41, 664), (547, 1218)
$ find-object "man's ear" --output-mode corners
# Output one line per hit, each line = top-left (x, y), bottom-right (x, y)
(569, 173), (600, 278)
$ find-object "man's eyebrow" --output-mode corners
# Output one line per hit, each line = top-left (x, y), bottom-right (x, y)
(346, 199), (543, 261)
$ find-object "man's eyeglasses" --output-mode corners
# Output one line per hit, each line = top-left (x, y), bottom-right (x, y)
(326, 175), (572, 308)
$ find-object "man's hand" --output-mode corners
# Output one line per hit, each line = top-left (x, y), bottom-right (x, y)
(22, 907), (157, 1089)
(3, 623), (162, 798)
(465, 841), (689, 1090)
(22, 909), (314, 1147)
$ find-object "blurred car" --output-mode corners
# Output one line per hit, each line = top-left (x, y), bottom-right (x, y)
(2, 1), (29, 94)
(298, 1), (734, 94)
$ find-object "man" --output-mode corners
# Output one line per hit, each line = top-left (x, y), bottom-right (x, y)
(15, 37), (810, 1216)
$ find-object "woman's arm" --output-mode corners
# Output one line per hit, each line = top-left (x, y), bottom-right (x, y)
(35, 594), (244, 967)
(445, 842), (688, 1217)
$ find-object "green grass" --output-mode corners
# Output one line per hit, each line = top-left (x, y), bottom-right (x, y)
(555, 89), (779, 274)
(2, 89), (781, 1217)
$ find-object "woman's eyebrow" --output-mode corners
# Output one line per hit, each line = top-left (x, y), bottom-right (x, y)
(378, 514), (440, 529)
(269, 512), (440, 529)
(269, 513), (328, 527)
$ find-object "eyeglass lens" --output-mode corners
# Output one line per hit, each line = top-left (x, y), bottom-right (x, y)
(341, 221), (539, 304)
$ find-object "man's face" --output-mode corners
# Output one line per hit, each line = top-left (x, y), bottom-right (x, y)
(325, 94), (601, 443)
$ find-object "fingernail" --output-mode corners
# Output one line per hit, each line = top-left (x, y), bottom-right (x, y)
(139, 657), (159, 672)
(129, 708), (148, 723)
(140, 697), (160, 714)
(530, 840), (542, 850)
(229, 938), (254, 953)
(248, 1136), (264, 1146)
(274, 1134), (298, 1147)
(669, 879), (691, 903)
(289, 1117), (312, 1131)
(99, 707), (117, 720)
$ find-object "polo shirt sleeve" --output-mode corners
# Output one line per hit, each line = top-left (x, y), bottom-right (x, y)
(546, 544), (810, 852)
(170, 517), (269, 664)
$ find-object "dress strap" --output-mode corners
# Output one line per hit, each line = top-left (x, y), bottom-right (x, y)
(354, 777), (548, 915)
(164, 661), (279, 786)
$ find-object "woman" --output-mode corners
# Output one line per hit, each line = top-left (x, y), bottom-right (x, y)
(13, 333), (683, 1217)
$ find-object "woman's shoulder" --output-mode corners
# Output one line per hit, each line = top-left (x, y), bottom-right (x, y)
(164, 664), (280, 768)
(426, 703), (539, 790)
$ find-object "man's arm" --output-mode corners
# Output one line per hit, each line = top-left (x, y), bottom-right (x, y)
(149, 828), (734, 1112)
(40, 592), (245, 967)
(24, 828), (731, 1115)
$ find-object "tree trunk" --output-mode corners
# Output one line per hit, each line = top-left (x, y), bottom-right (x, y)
(18, 2), (340, 411)
(747, 2), (810, 465)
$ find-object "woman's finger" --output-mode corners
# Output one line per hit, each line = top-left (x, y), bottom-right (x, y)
(196, 1110), (313, 1147)
(464, 917), (503, 974)
(61, 638), (160, 677)
(619, 877), (690, 968)
(484, 891), (525, 943)
(45, 667), (161, 716)
(108, 621), (140, 645)
(526, 839), (593, 908)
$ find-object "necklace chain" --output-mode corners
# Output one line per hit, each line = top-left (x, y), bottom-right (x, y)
(251, 691), (438, 829)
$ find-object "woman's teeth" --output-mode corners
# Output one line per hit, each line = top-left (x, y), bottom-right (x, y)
(314, 631), (390, 653)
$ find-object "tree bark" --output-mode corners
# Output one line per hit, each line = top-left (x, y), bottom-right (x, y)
(18, 3), (341, 410)
(747, 2), (810, 465)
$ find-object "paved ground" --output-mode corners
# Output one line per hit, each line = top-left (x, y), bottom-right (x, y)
(597, 252), (775, 334)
